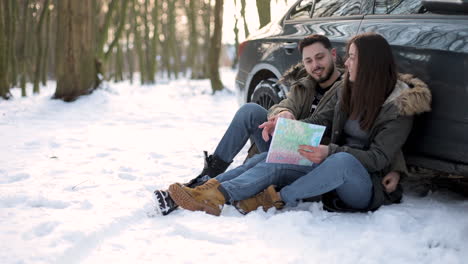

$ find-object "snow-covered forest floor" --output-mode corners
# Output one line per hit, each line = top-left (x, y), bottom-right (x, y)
(1, 69), (467, 264)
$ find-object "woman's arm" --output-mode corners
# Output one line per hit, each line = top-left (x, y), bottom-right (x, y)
(328, 115), (414, 173)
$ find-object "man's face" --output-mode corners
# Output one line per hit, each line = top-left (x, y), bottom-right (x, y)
(302, 43), (336, 84)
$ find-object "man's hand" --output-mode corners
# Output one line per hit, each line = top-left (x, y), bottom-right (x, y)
(259, 119), (276, 141)
(276, 110), (295, 120)
(382, 171), (400, 193)
(260, 111), (295, 142)
(298, 145), (329, 164)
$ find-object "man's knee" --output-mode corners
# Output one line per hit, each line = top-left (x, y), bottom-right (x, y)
(237, 103), (267, 121)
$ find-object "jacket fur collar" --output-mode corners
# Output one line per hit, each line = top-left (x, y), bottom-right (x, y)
(385, 74), (432, 116)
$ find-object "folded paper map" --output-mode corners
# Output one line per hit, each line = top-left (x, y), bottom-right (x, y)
(266, 118), (326, 166)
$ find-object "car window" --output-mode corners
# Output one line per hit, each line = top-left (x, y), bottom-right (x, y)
(287, 0), (314, 20)
(374, 0), (425, 15)
(313, 0), (362, 17)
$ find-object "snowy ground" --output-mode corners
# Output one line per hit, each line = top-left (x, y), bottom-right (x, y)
(1, 69), (467, 264)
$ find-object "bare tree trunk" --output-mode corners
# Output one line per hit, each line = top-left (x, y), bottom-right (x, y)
(201, 0), (212, 78)
(132, 0), (146, 84)
(185, 0), (198, 78)
(232, 0), (240, 69)
(209, 0), (224, 93)
(97, 0), (118, 60)
(0, 1), (11, 99)
(41, 1), (52, 86)
(54, 0), (97, 101)
(167, 0), (179, 79)
(8, 0), (17, 88)
(33, 0), (50, 94)
(150, 0), (159, 81)
(125, 26), (134, 83)
(256, 0), (271, 28)
(143, 0), (154, 83)
(19, 0), (30, 97)
(161, 15), (170, 78)
(115, 43), (124, 82)
(104, 0), (129, 62)
(240, 0), (249, 38)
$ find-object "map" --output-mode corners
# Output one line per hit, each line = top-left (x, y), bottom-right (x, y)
(266, 118), (326, 166)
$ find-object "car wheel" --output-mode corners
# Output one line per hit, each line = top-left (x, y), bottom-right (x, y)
(251, 78), (282, 109)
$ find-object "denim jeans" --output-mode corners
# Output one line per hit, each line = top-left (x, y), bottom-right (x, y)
(213, 103), (271, 163)
(216, 152), (373, 210)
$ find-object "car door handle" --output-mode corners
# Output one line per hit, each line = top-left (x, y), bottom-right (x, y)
(283, 42), (298, 50)
(283, 42), (298, 55)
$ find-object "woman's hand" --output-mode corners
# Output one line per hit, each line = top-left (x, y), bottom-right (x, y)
(382, 171), (400, 193)
(298, 145), (329, 164)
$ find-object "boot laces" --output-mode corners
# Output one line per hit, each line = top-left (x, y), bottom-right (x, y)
(195, 180), (218, 191)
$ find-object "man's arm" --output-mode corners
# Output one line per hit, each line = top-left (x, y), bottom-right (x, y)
(267, 84), (308, 119)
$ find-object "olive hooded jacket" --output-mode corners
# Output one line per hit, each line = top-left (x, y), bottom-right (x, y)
(302, 74), (432, 211)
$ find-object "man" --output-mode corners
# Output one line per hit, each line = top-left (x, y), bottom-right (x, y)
(154, 34), (400, 215)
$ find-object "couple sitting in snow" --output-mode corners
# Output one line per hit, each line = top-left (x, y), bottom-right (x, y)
(154, 33), (432, 216)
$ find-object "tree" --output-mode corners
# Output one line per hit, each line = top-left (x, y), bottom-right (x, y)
(19, 0), (31, 97)
(200, 0), (213, 78)
(53, 0), (96, 101)
(232, 0), (240, 68)
(33, 0), (50, 94)
(0, 0), (13, 99)
(256, 0), (271, 28)
(240, 0), (249, 38)
(209, 0), (224, 93)
(185, 0), (199, 78)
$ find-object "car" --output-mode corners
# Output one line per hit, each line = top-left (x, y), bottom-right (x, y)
(235, 0), (468, 193)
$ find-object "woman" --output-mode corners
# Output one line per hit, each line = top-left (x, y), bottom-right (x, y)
(168, 33), (432, 216)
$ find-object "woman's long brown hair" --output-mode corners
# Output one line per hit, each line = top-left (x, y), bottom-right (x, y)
(341, 33), (397, 131)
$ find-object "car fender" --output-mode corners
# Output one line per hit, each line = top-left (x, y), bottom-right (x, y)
(244, 62), (283, 103)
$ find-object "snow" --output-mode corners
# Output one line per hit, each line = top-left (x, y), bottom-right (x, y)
(1, 69), (467, 264)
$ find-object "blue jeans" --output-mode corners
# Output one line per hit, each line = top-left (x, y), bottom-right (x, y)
(213, 103), (271, 163)
(216, 152), (373, 210)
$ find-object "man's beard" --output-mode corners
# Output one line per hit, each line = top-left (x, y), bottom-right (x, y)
(312, 61), (335, 84)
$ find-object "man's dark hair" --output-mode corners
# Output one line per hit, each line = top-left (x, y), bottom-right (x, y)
(298, 34), (332, 53)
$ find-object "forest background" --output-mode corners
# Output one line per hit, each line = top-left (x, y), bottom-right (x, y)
(0, 0), (296, 101)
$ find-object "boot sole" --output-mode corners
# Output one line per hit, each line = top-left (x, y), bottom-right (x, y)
(168, 183), (221, 216)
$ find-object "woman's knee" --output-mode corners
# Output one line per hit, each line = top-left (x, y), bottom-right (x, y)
(327, 152), (360, 167)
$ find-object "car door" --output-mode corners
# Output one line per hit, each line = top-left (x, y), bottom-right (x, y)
(358, 0), (468, 174)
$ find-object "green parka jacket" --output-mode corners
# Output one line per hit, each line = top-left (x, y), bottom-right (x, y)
(302, 74), (432, 211)
(266, 63), (409, 180)
(268, 63), (342, 121)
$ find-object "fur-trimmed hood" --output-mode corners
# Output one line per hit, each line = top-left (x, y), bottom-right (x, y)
(385, 74), (432, 116)
(278, 62), (309, 87)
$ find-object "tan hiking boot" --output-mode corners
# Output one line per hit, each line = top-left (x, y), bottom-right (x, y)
(234, 185), (285, 214)
(168, 178), (226, 216)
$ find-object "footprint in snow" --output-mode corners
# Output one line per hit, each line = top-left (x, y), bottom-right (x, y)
(22, 222), (60, 240)
(118, 173), (136, 181)
(28, 197), (70, 209)
(0, 173), (30, 184)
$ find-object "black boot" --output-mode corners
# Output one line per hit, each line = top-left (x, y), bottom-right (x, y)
(185, 151), (231, 188)
(153, 151), (230, 216)
(154, 189), (178, 216)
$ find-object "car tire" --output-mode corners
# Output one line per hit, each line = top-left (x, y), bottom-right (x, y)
(251, 78), (283, 109)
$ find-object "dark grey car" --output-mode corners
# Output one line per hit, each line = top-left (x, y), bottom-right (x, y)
(235, 0), (468, 189)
